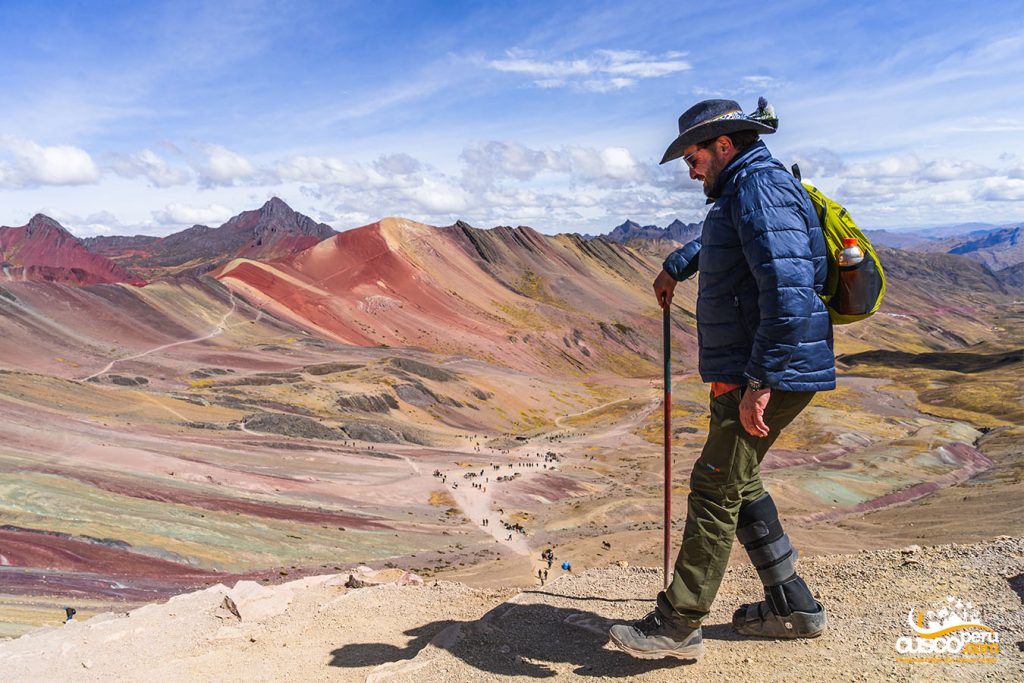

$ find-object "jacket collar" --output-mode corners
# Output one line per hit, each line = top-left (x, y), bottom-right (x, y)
(706, 140), (772, 202)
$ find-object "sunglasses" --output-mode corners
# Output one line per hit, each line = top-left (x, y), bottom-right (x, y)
(683, 143), (711, 169)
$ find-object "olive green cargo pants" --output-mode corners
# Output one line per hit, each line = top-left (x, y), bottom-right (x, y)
(664, 387), (816, 626)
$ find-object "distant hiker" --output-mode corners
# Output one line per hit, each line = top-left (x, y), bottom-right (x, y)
(610, 98), (832, 661)
(64, 607), (76, 622)
(561, 560), (571, 572)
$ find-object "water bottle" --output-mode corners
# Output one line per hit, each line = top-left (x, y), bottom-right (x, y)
(833, 238), (870, 315)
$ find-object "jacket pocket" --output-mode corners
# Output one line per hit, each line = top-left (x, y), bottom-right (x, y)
(732, 293), (754, 345)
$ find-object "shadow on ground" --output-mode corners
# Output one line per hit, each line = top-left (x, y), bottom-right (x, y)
(328, 620), (459, 668)
(330, 601), (745, 678)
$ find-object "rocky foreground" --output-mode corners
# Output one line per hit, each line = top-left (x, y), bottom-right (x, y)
(1, 539), (1021, 682)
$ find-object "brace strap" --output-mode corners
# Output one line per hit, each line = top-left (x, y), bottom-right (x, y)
(756, 551), (798, 586)
(747, 534), (792, 567)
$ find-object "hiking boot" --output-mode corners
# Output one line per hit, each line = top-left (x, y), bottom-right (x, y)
(609, 609), (705, 660)
(732, 599), (827, 639)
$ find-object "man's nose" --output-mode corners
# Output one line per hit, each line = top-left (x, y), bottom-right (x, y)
(689, 165), (699, 180)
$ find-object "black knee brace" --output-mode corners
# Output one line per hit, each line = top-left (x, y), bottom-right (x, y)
(736, 493), (815, 616)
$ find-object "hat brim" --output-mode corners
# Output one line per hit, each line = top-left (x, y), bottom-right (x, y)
(659, 119), (777, 165)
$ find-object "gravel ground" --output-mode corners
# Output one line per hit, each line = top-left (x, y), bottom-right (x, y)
(1, 538), (1021, 682)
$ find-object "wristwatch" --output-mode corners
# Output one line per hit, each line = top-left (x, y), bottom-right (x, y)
(745, 376), (767, 391)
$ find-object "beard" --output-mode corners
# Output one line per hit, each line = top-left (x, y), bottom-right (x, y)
(701, 152), (728, 198)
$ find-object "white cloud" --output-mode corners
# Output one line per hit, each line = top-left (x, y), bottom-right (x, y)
(460, 141), (643, 187)
(535, 78), (566, 89)
(598, 147), (638, 179)
(835, 178), (921, 199)
(740, 75), (786, 94)
(277, 152), (429, 193)
(0, 137), (100, 187)
(152, 202), (235, 227)
(580, 77), (635, 92)
(277, 155), (367, 185)
(488, 49), (690, 92)
(460, 141), (556, 183)
(975, 177), (1024, 201)
(788, 148), (846, 179)
(73, 210), (125, 235)
(195, 145), (257, 187)
(321, 208), (373, 229)
(406, 177), (469, 214)
(840, 154), (992, 185)
(109, 149), (192, 187)
(373, 153), (423, 177)
(917, 159), (990, 182)
(844, 154), (923, 180)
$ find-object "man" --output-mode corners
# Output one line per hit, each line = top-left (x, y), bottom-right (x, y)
(609, 99), (834, 660)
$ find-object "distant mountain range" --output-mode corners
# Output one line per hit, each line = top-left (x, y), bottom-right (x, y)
(596, 218), (1022, 279)
(82, 197), (336, 280)
(0, 198), (336, 286)
(865, 224), (1022, 279)
(597, 218), (702, 244)
(2, 199), (1021, 301)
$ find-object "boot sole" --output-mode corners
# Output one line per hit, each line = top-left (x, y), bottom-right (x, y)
(734, 626), (824, 639)
(608, 633), (705, 660)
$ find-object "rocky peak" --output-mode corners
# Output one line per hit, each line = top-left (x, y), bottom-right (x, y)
(26, 214), (73, 239)
(258, 197), (293, 220)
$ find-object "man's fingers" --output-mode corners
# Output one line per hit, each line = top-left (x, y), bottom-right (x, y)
(653, 270), (678, 309)
(739, 390), (771, 437)
(739, 410), (754, 436)
(742, 412), (766, 437)
(752, 410), (769, 437)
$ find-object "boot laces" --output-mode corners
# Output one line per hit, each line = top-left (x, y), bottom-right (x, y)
(633, 610), (663, 636)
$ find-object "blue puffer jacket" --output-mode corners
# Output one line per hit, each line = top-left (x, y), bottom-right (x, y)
(663, 141), (835, 392)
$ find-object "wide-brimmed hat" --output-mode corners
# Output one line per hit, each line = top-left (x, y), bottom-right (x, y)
(660, 98), (778, 165)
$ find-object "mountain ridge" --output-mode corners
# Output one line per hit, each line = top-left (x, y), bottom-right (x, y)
(0, 215), (146, 286)
(81, 197), (337, 280)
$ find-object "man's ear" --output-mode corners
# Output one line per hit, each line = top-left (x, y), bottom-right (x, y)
(714, 135), (733, 154)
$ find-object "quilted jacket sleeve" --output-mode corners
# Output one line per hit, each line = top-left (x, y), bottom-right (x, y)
(734, 171), (817, 385)
(662, 238), (701, 281)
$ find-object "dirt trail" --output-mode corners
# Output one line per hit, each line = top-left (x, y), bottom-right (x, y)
(441, 449), (549, 556)
(81, 293), (239, 381)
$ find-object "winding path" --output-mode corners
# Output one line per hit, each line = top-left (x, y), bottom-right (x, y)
(81, 294), (238, 382)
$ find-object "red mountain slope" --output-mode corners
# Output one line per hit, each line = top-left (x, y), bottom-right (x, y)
(0, 215), (145, 286)
(215, 217), (687, 375)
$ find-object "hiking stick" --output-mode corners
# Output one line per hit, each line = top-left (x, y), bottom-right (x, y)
(663, 305), (672, 589)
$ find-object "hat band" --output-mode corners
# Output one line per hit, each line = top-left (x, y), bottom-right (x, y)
(680, 109), (745, 137)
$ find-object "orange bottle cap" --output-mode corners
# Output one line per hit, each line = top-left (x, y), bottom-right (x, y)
(842, 237), (859, 247)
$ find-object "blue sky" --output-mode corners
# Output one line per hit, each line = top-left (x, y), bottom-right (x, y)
(1, 0), (1022, 236)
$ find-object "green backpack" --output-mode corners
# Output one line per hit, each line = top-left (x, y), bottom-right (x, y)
(793, 164), (886, 325)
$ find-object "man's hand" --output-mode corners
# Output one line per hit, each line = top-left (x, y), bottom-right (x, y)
(653, 269), (678, 309)
(739, 387), (771, 437)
